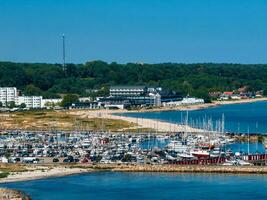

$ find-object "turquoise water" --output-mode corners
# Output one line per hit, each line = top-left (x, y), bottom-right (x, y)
(2, 172), (267, 200)
(120, 101), (267, 134)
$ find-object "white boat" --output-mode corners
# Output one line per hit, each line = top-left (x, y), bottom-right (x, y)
(166, 154), (176, 161)
(177, 152), (195, 159)
(166, 141), (188, 153)
(222, 159), (237, 166)
(236, 159), (253, 166)
(190, 149), (210, 157)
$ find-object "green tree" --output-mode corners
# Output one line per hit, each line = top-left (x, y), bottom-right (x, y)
(20, 103), (27, 109)
(7, 101), (16, 109)
(24, 84), (42, 96)
(61, 94), (79, 107)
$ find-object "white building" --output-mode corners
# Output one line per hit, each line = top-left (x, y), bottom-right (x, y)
(0, 87), (18, 106)
(181, 97), (204, 105)
(149, 93), (161, 107)
(79, 97), (92, 102)
(162, 97), (204, 107)
(110, 86), (146, 97)
(16, 96), (43, 108)
(0, 87), (43, 108)
(42, 98), (62, 107)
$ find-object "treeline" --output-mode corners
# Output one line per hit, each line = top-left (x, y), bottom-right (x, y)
(0, 61), (267, 101)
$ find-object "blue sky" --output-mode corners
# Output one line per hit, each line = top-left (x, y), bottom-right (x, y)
(0, 0), (267, 64)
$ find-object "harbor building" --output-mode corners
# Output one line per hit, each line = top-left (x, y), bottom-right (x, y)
(0, 87), (18, 106)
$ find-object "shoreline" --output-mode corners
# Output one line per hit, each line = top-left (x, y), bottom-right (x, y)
(2, 164), (267, 183)
(118, 97), (267, 113)
(0, 166), (93, 183)
(71, 97), (267, 133)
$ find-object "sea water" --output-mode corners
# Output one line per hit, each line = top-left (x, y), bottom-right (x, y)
(2, 172), (267, 200)
(120, 101), (267, 134)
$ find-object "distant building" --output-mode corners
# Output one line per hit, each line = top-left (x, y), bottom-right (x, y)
(70, 102), (100, 109)
(98, 97), (131, 109)
(0, 87), (43, 108)
(162, 97), (204, 107)
(100, 85), (184, 109)
(42, 99), (62, 108)
(16, 96), (43, 108)
(110, 86), (147, 97)
(0, 87), (18, 106)
(231, 94), (241, 100)
(181, 97), (204, 105)
(154, 93), (161, 107)
(223, 91), (234, 96)
(219, 91), (234, 100)
(79, 97), (92, 102)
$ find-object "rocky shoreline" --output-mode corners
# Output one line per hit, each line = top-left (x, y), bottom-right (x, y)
(0, 188), (31, 200)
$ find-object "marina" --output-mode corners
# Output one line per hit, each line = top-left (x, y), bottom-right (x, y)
(0, 129), (265, 166)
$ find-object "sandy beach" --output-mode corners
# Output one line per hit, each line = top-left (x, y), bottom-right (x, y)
(0, 166), (92, 183)
(72, 109), (203, 133)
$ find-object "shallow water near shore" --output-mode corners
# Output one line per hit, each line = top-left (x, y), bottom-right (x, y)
(2, 172), (267, 200)
(120, 101), (267, 134)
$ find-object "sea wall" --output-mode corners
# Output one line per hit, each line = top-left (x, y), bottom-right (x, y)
(109, 164), (267, 174)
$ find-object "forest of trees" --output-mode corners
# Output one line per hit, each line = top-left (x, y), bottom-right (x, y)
(0, 61), (267, 100)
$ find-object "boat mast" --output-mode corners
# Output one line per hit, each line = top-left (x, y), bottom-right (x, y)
(247, 126), (250, 155)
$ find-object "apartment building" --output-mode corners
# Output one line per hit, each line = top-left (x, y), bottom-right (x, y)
(16, 96), (43, 108)
(0, 87), (18, 106)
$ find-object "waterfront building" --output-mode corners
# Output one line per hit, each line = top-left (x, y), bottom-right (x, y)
(102, 86), (162, 108)
(70, 101), (100, 109)
(110, 86), (147, 97)
(98, 97), (131, 109)
(99, 85), (184, 109)
(154, 93), (161, 107)
(162, 97), (204, 107)
(181, 97), (204, 105)
(0, 87), (18, 106)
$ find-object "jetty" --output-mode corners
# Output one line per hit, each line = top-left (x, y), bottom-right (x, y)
(110, 164), (267, 174)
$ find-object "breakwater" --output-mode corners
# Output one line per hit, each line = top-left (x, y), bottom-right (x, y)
(109, 164), (267, 174)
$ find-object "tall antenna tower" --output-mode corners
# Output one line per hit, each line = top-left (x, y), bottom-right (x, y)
(62, 34), (66, 71)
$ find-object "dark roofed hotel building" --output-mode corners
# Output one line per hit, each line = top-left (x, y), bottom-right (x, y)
(110, 86), (147, 97)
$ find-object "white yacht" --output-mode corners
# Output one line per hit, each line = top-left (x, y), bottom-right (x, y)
(166, 141), (188, 153)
